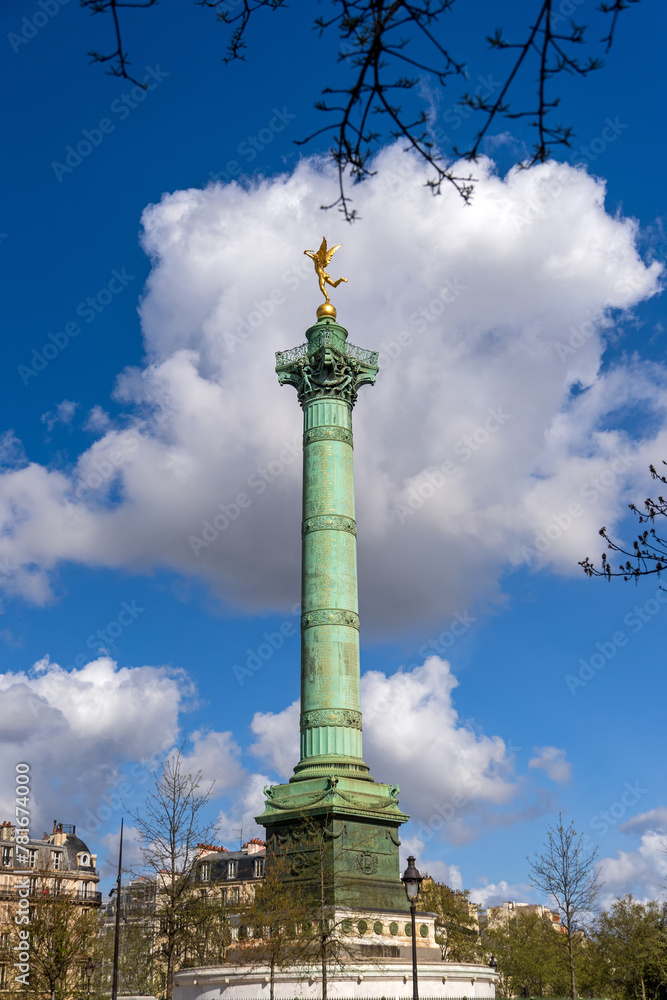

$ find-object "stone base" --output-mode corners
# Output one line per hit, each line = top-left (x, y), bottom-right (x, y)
(174, 961), (497, 1000)
(174, 909), (496, 1000)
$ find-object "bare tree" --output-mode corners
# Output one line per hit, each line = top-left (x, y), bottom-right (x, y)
(580, 461), (667, 585)
(130, 746), (218, 1000)
(239, 851), (310, 1000)
(528, 814), (602, 1000)
(76, 0), (639, 220)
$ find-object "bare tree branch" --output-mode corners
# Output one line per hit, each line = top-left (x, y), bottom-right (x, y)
(78, 0), (641, 219)
(580, 462), (667, 584)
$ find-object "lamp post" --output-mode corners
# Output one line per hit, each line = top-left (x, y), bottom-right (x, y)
(401, 856), (423, 1000)
(85, 959), (94, 1000)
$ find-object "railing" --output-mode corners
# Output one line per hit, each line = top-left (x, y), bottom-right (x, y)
(275, 334), (378, 369)
(75, 889), (102, 902)
(5, 865), (99, 876)
(0, 886), (102, 903)
(275, 343), (307, 367)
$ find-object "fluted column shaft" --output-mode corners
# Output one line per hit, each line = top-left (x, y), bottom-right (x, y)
(299, 395), (363, 767)
(275, 316), (378, 781)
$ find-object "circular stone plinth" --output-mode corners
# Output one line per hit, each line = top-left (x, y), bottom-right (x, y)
(175, 961), (498, 1000)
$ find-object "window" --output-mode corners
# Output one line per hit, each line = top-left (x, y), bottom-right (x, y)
(27, 850), (37, 869)
(0, 965), (6, 987)
(81, 882), (91, 899)
(53, 880), (63, 896)
(227, 861), (237, 879)
(253, 858), (264, 878)
(225, 887), (239, 905)
(200, 862), (210, 883)
(52, 852), (61, 871)
(1, 847), (11, 867)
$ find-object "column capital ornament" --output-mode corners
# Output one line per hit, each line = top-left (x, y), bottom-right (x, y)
(276, 323), (378, 409)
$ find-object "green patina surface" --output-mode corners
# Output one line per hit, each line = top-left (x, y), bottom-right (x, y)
(255, 315), (410, 913)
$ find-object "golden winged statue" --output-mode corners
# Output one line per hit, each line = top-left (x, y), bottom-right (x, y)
(304, 238), (348, 307)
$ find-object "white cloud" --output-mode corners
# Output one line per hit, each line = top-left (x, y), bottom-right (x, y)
(84, 406), (112, 433)
(0, 656), (193, 831)
(215, 772), (272, 848)
(181, 729), (245, 797)
(249, 701), (299, 780)
(528, 746), (572, 784)
(399, 831), (463, 889)
(598, 828), (667, 906)
(469, 879), (536, 909)
(0, 149), (663, 634)
(41, 400), (78, 432)
(620, 807), (667, 835)
(362, 657), (538, 844)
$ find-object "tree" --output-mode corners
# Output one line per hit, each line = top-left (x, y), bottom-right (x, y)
(4, 887), (101, 1000)
(238, 852), (310, 1000)
(590, 895), (667, 1000)
(130, 746), (219, 1000)
(99, 893), (158, 1000)
(180, 890), (233, 969)
(580, 462), (667, 584)
(419, 878), (480, 962)
(483, 908), (570, 999)
(75, 0), (639, 220)
(528, 814), (602, 1000)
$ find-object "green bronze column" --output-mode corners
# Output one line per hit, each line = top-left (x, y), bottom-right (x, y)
(256, 243), (410, 914)
(276, 314), (378, 780)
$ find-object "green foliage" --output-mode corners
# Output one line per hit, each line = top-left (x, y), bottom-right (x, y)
(419, 879), (481, 962)
(2, 890), (101, 1000)
(98, 912), (157, 997)
(484, 909), (571, 999)
(589, 895), (667, 1000)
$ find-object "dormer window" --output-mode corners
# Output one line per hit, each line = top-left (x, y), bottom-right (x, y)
(227, 860), (237, 879)
(52, 852), (61, 871)
(78, 853), (90, 867)
(200, 863), (210, 883)
(253, 858), (264, 878)
(2, 847), (11, 867)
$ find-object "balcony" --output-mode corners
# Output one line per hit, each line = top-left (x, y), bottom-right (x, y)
(0, 885), (102, 904)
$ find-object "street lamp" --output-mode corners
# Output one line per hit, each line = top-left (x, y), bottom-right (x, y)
(489, 955), (498, 971)
(85, 959), (94, 1000)
(401, 856), (423, 1000)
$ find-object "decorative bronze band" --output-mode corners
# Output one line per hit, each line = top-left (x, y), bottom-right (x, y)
(302, 515), (357, 537)
(300, 709), (363, 732)
(303, 426), (353, 448)
(301, 609), (360, 630)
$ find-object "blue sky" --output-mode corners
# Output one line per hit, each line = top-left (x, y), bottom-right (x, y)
(1, 0), (666, 909)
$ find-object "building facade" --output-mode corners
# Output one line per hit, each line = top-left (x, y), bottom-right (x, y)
(0, 820), (101, 993)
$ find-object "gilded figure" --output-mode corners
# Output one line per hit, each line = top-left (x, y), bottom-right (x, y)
(304, 237), (348, 304)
